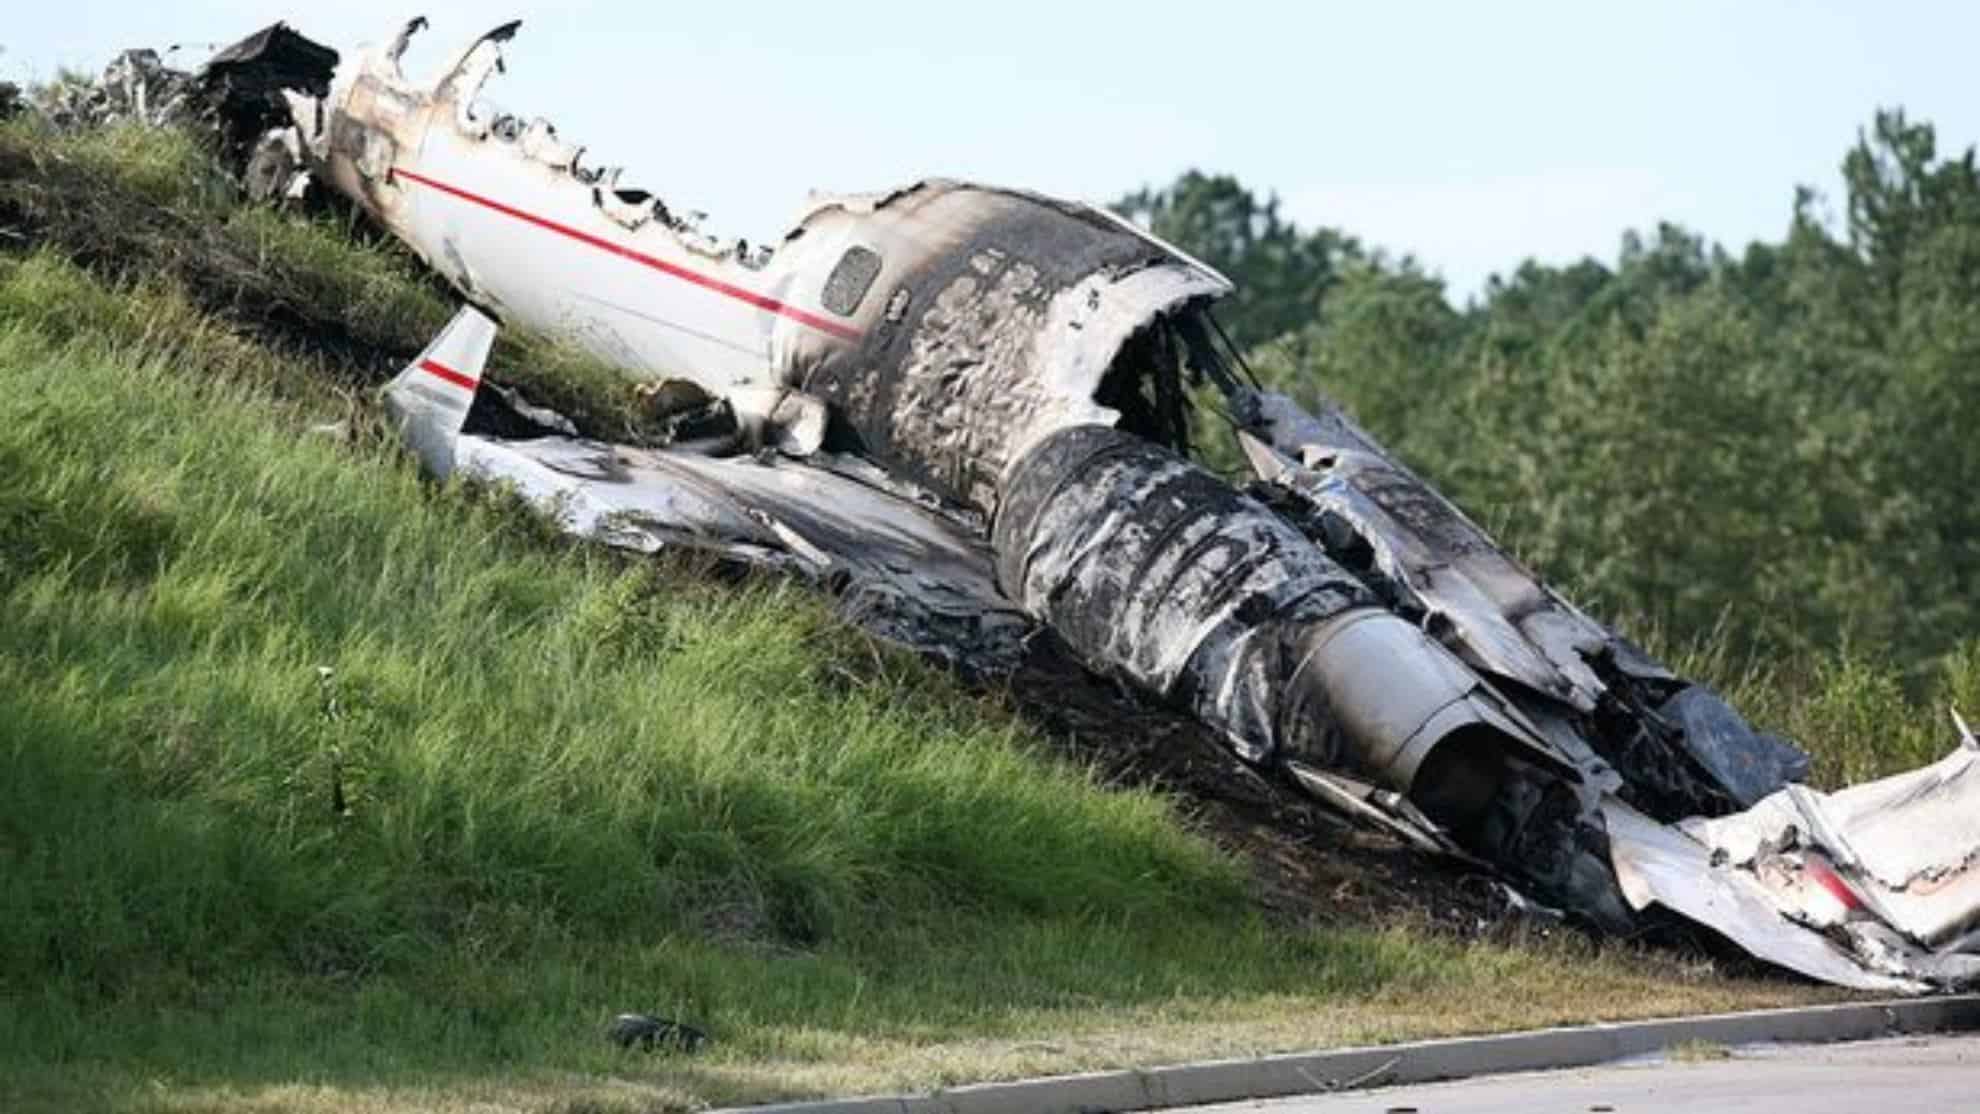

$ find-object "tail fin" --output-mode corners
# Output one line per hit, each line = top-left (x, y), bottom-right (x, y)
(384, 305), (497, 476)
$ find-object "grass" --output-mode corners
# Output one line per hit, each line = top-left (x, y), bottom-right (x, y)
(0, 118), (1937, 1112)
(1664, 628), (1980, 787)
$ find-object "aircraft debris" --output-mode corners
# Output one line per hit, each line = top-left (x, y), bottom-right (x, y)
(385, 307), (1028, 672)
(607, 1012), (710, 1053)
(36, 48), (199, 130)
(133, 17), (1980, 990)
(29, 25), (335, 200)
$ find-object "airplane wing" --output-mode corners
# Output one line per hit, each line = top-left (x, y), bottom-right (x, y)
(383, 309), (1028, 672)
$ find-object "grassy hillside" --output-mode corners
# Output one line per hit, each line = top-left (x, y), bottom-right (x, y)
(0, 118), (1900, 1113)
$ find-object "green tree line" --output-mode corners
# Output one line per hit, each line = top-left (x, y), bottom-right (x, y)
(1119, 110), (1980, 676)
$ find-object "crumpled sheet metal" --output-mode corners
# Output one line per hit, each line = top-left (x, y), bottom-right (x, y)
(1603, 797), (1919, 991)
(386, 308), (1028, 671)
(1234, 390), (1810, 815)
(1235, 403), (1608, 714)
(1683, 733), (1980, 949)
(458, 436), (1030, 669)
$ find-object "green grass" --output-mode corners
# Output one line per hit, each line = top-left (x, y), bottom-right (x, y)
(1664, 630), (1980, 787)
(0, 120), (1931, 1112)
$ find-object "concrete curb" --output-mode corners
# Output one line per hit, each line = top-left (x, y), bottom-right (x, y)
(722, 995), (1980, 1113)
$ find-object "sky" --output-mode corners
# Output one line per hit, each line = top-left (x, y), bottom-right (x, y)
(7, 2), (1977, 302)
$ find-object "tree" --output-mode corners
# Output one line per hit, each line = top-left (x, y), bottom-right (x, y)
(1113, 171), (1359, 349)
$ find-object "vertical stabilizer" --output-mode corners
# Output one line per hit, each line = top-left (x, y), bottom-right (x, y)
(384, 305), (497, 476)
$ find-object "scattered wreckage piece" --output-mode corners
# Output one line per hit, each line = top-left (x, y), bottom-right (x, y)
(1600, 799), (1918, 992)
(28, 25), (335, 201)
(385, 307), (1029, 671)
(1603, 727), (1980, 993)
(607, 1012), (709, 1054)
(34, 48), (200, 131)
(1676, 721), (1980, 985)
(219, 16), (1980, 989)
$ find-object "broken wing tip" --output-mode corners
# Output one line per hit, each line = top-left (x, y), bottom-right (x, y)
(1236, 429), (1291, 484)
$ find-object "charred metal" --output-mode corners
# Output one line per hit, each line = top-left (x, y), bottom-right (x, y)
(27, 26), (335, 200)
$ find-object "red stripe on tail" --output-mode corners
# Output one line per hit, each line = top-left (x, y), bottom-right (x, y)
(419, 358), (479, 391)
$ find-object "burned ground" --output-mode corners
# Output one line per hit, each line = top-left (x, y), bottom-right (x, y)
(0, 126), (409, 379)
(1004, 637), (1522, 935)
(0, 120), (658, 441)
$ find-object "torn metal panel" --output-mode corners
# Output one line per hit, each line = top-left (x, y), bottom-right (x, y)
(1684, 735), (1980, 949)
(386, 308), (1027, 671)
(1602, 797), (1920, 992)
(1749, 744), (1980, 892)
(1233, 393), (1809, 816)
(1284, 761), (1478, 861)
(198, 23), (340, 166)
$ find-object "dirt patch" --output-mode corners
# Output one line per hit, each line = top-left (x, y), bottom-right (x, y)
(1003, 636), (1525, 938)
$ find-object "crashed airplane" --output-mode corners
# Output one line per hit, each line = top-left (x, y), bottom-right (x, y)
(151, 19), (1980, 991)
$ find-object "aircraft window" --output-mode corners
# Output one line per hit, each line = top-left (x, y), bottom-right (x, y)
(822, 246), (881, 317)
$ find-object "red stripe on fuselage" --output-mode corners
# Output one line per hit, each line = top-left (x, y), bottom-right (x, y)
(1805, 858), (1864, 911)
(419, 357), (479, 391)
(392, 168), (863, 342)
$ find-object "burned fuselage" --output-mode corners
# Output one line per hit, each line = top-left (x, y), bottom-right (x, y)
(208, 18), (1980, 990)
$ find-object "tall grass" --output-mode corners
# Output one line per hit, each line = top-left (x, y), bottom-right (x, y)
(1672, 637), (1980, 787)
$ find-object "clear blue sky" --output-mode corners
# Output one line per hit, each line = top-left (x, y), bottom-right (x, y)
(9, 2), (1977, 301)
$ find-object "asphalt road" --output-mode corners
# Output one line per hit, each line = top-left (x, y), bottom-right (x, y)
(1186, 1034), (1980, 1114)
